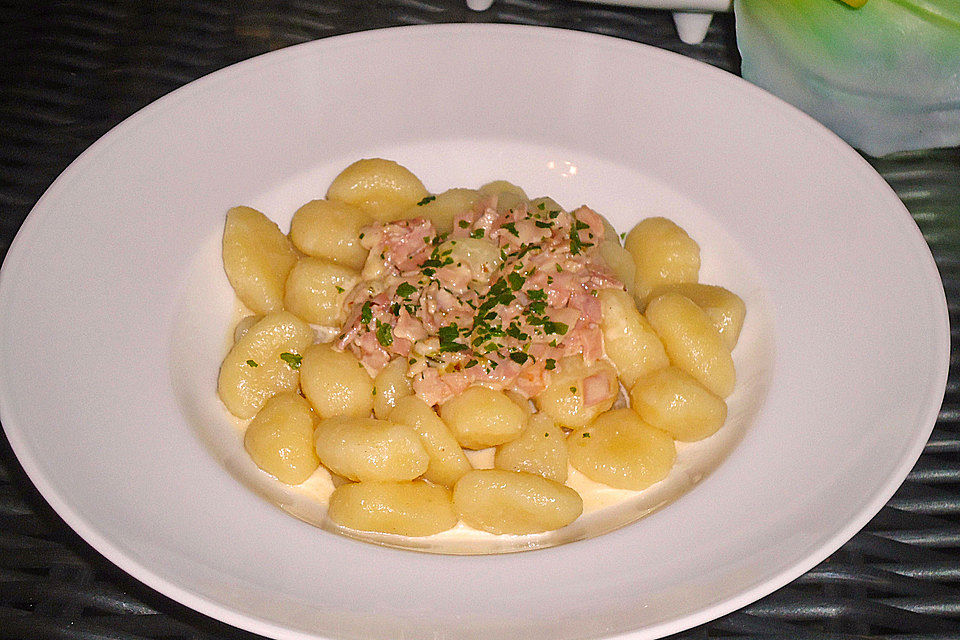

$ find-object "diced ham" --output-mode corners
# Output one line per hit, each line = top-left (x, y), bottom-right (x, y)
(582, 373), (611, 407)
(336, 192), (627, 406)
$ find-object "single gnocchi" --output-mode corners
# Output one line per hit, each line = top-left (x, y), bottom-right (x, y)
(283, 257), (359, 326)
(568, 408), (676, 491)
(389, 396), (472, 488)
(218, 311), (314, 419)
(299, 344), (374, 419)
(314, 416), (429, 482)
(439, 386), (527, 449)
(243, 392), (320, 484)
(624, 216), (700, 301)
(629, 366), (727, 442)
(373, 357), (413, 419)
(646, 283), (746, 351)
(645, 292), (736, 398)
(597, 288), (669, 388)
(329, 481), (458, 536)
(289, 199), (372, 270)
(326, 158), (429, 222)
(453, 469), (583, 535)
(534, 356), (618, 428)
(222, 206), (299, 314)
(494, 413), (568, 483)
(399, 188), (480, 234)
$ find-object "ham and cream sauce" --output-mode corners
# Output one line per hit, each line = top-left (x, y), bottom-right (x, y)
(336, 196), (622, 407)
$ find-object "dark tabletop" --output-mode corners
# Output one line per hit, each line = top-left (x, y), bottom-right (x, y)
(2, 1), (959, 639)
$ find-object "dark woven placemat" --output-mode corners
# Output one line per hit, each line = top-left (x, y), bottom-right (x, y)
(1, 1), (958, 638)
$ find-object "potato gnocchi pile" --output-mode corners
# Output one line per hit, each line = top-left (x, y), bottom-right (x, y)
(217, 158), (745, 539)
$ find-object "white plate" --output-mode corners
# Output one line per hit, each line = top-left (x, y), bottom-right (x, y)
(0, 24), (948, 640)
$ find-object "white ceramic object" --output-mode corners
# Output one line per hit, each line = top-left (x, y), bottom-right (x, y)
(0, 24), (947, 640)
(466, 1), (732, 44)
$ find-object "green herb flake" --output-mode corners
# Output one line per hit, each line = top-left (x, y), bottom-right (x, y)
(459, 219), (471, 228)
(507, 271), (525, 291)
(545, 321), (569, 336)
(502, 222), (519, 237)
(570, 386), (577, 394)
(438, 324), (467, 352)
(375, 321), (394, 347)
(396, 282), (417, 298)
(509, 352), (529, 365)
(527, 289), (546, 301)
(545, 358), (556, 370)
(582, 432), (591, 438)
(416, 195), (436, 206)
(280, 352), (302, 370)
(360, 301), (373, 325)
(335, 286), (345, 294)
(245, 359), (259, 367)
(470, 228), (485, 239)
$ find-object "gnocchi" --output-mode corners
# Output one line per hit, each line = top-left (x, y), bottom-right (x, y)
(218, 311), (314, 419)
(244, 392), (320, 484)
(329, 481), (458, 536)
(389, 396), (471, 488)
(299, 343), (374, 419)
(217, 158), (746, 543)
(283, 257), (359, 326)
(568, 408), (676, 491)
(453, 469), (583, 535)
(439, 386), (527, 449)
(314, 416), (429, 482)
(624, 216), (700, 301)
(326, 158), (429, 223)
(222, 206), (299, 315)
(645, 292), (736, 398)
(289, 199), (372, 270)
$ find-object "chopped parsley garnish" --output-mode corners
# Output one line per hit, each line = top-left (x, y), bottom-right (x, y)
(509, 352), (529, 365)
(502, 222), (519, 237)
(335, 286), (345, 294)
(545, 321), (568, 335)
(416, 195), (436, 206)
(470, 228), (485, 239)
(280, 352), (302, 369)
(245, 359), (258, 367)
(459, 219), (471, 228)
(375, 321), (393, 347)
(569, 386), (578, 394)
(360, 301), (373, 325)
(527, 289), (546, 301)
(396, 282), (417, 298)
(545, 358), (556, 370)
(507, 271), (525, 290)
(582, 432), (591, 438)
(438, 324), (467, 352)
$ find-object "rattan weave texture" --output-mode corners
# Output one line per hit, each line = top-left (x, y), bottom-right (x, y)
(1, 1), (958, 639)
